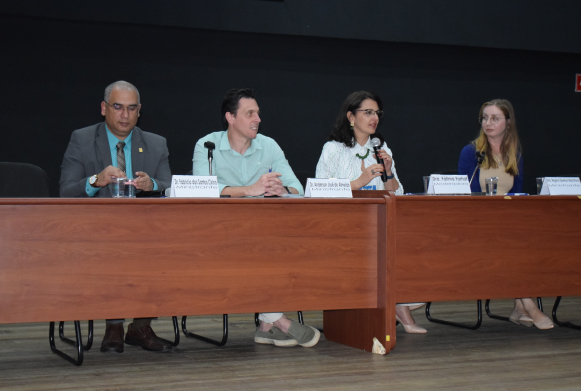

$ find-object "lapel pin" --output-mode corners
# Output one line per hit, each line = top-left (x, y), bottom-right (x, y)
(139, 148), (143, 152)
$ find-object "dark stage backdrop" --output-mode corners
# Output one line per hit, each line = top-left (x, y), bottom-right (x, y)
(1, 3), (580, 196)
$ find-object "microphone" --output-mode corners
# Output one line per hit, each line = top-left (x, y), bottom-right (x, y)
(203, 141), (216, 176)
(469, 151), (486, 186)
(371, 137), (388, 182)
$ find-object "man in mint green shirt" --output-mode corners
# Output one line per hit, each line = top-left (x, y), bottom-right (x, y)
(192, 89), (318, 349)
(193, 89), (303, 197)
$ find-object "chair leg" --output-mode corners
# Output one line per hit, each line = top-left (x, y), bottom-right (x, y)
(155, 317), (181, 347)
(181, 315), (228, 346)
(297, 311), (304, 325)
(58, 320), (94, 350)
(425, 301), (482, 330)
(486, 298), (544, 321)
(170, 316), (180, 346)
(49, 321), (85, 366)
(552, 296), (581, 330)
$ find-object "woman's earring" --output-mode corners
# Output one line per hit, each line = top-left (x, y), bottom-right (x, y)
(350, 121), (354, 130)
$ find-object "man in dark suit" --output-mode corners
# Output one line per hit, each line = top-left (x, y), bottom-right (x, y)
(60, 80), (173, 353)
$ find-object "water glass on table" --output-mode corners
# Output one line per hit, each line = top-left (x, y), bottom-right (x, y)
(536, 177), (544, 194)
(485, 177), (498, 196)
(423, 176), (431, 194)
(111, 177), (127, 198)
(124, 179), (136, 198)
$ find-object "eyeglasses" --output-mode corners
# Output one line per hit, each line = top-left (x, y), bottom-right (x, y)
(356, 109), (384, 118)
(479, 115), (506, 125)
(104, 101), (139, 113)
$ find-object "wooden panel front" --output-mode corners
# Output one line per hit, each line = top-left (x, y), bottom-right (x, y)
(324, 193), (394, 353)
(0, 198), (382, 324)
(395, 196), (581, 303)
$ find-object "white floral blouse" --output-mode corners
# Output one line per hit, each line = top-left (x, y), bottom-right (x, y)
(315, 138), (404, 194)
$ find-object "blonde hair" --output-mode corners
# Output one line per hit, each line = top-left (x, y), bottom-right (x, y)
(474, 99), (521, 176)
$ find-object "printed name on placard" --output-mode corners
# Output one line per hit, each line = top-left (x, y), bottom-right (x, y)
(427, 174), (471, 195)
(540, 177), (581, 195)
(304, 178), (352, 198)
(169, 175), (220, 198)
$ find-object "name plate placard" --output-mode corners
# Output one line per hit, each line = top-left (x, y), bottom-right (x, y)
(304, 178), (352, 198)
(169, 175), (220, 198)
(427, 174), (471, 195)
(540, 177), (581, 195)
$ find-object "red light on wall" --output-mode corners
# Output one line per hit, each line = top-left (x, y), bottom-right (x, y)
(576, 74), (581, 92)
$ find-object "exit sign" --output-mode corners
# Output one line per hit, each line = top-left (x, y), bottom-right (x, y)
(577, 74), (581, 92)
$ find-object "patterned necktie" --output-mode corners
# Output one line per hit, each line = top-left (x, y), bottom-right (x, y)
(116, 141), (126, 174)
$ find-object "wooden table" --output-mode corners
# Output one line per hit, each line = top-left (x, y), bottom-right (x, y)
(0, 196), (394, 356)
(326, 194), (581, 352)
(3, 194), (580, 359)
(392, 194), (581, 350)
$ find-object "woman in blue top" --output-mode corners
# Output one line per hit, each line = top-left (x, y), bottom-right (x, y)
(458, 99), (524, 193)
(458, 99), (553, 329)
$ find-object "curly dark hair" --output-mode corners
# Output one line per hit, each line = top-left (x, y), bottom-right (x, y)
(329, 91), (385, 148)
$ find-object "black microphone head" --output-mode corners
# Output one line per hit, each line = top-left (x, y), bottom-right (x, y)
(204, 141), (216, 150)
(476, 151), (485, 164)
(371, 138), (382, 148)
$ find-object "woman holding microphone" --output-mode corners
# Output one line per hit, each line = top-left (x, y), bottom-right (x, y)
(316, 91), (426, 333)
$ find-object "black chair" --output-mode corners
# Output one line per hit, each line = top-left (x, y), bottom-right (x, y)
(0, 162), (50, 197)
(0, 163), (92, 363)
(0, 163), (97, 365)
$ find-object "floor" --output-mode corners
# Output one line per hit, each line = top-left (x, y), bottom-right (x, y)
(1, 298), (580, 390)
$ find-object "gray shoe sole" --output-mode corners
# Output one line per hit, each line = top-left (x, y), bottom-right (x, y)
(254, 336), (298, 347)
(254, 327), (298, 347)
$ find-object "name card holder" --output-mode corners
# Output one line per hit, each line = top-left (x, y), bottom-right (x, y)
(304, 178), (352, 198)
(169, 175), (220, 198)
(540, 177), (581, 195)
(427, 174), (471, 195)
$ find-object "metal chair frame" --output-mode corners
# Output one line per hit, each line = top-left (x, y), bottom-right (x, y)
(426, 298), (544, 330)
(51, 317), (180, 366)
(486, 297), (543, 322)
(425, 300), (483, 330)
(180, 311), (306, 347)
(552, 296), (581, 330)
(49, 321), (93, 366)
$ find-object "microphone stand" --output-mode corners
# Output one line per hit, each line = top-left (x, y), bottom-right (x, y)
(469, 151), (485, 186)
(204, 141), (215, 176)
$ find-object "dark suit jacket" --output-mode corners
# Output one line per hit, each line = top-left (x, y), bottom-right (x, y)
(60, 122), (171, 197)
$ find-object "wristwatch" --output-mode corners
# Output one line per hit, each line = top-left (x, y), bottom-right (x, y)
(89, 174), (100, 188)
(283, 186), (292, 194)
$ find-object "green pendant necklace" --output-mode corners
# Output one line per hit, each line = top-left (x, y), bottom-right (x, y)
(356, 149), (370, 160)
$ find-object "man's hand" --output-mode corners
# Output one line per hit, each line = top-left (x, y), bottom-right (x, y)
(134, 171), (154, 191)
(95, 165), (126, 187)
(248, 172), (284, 196)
